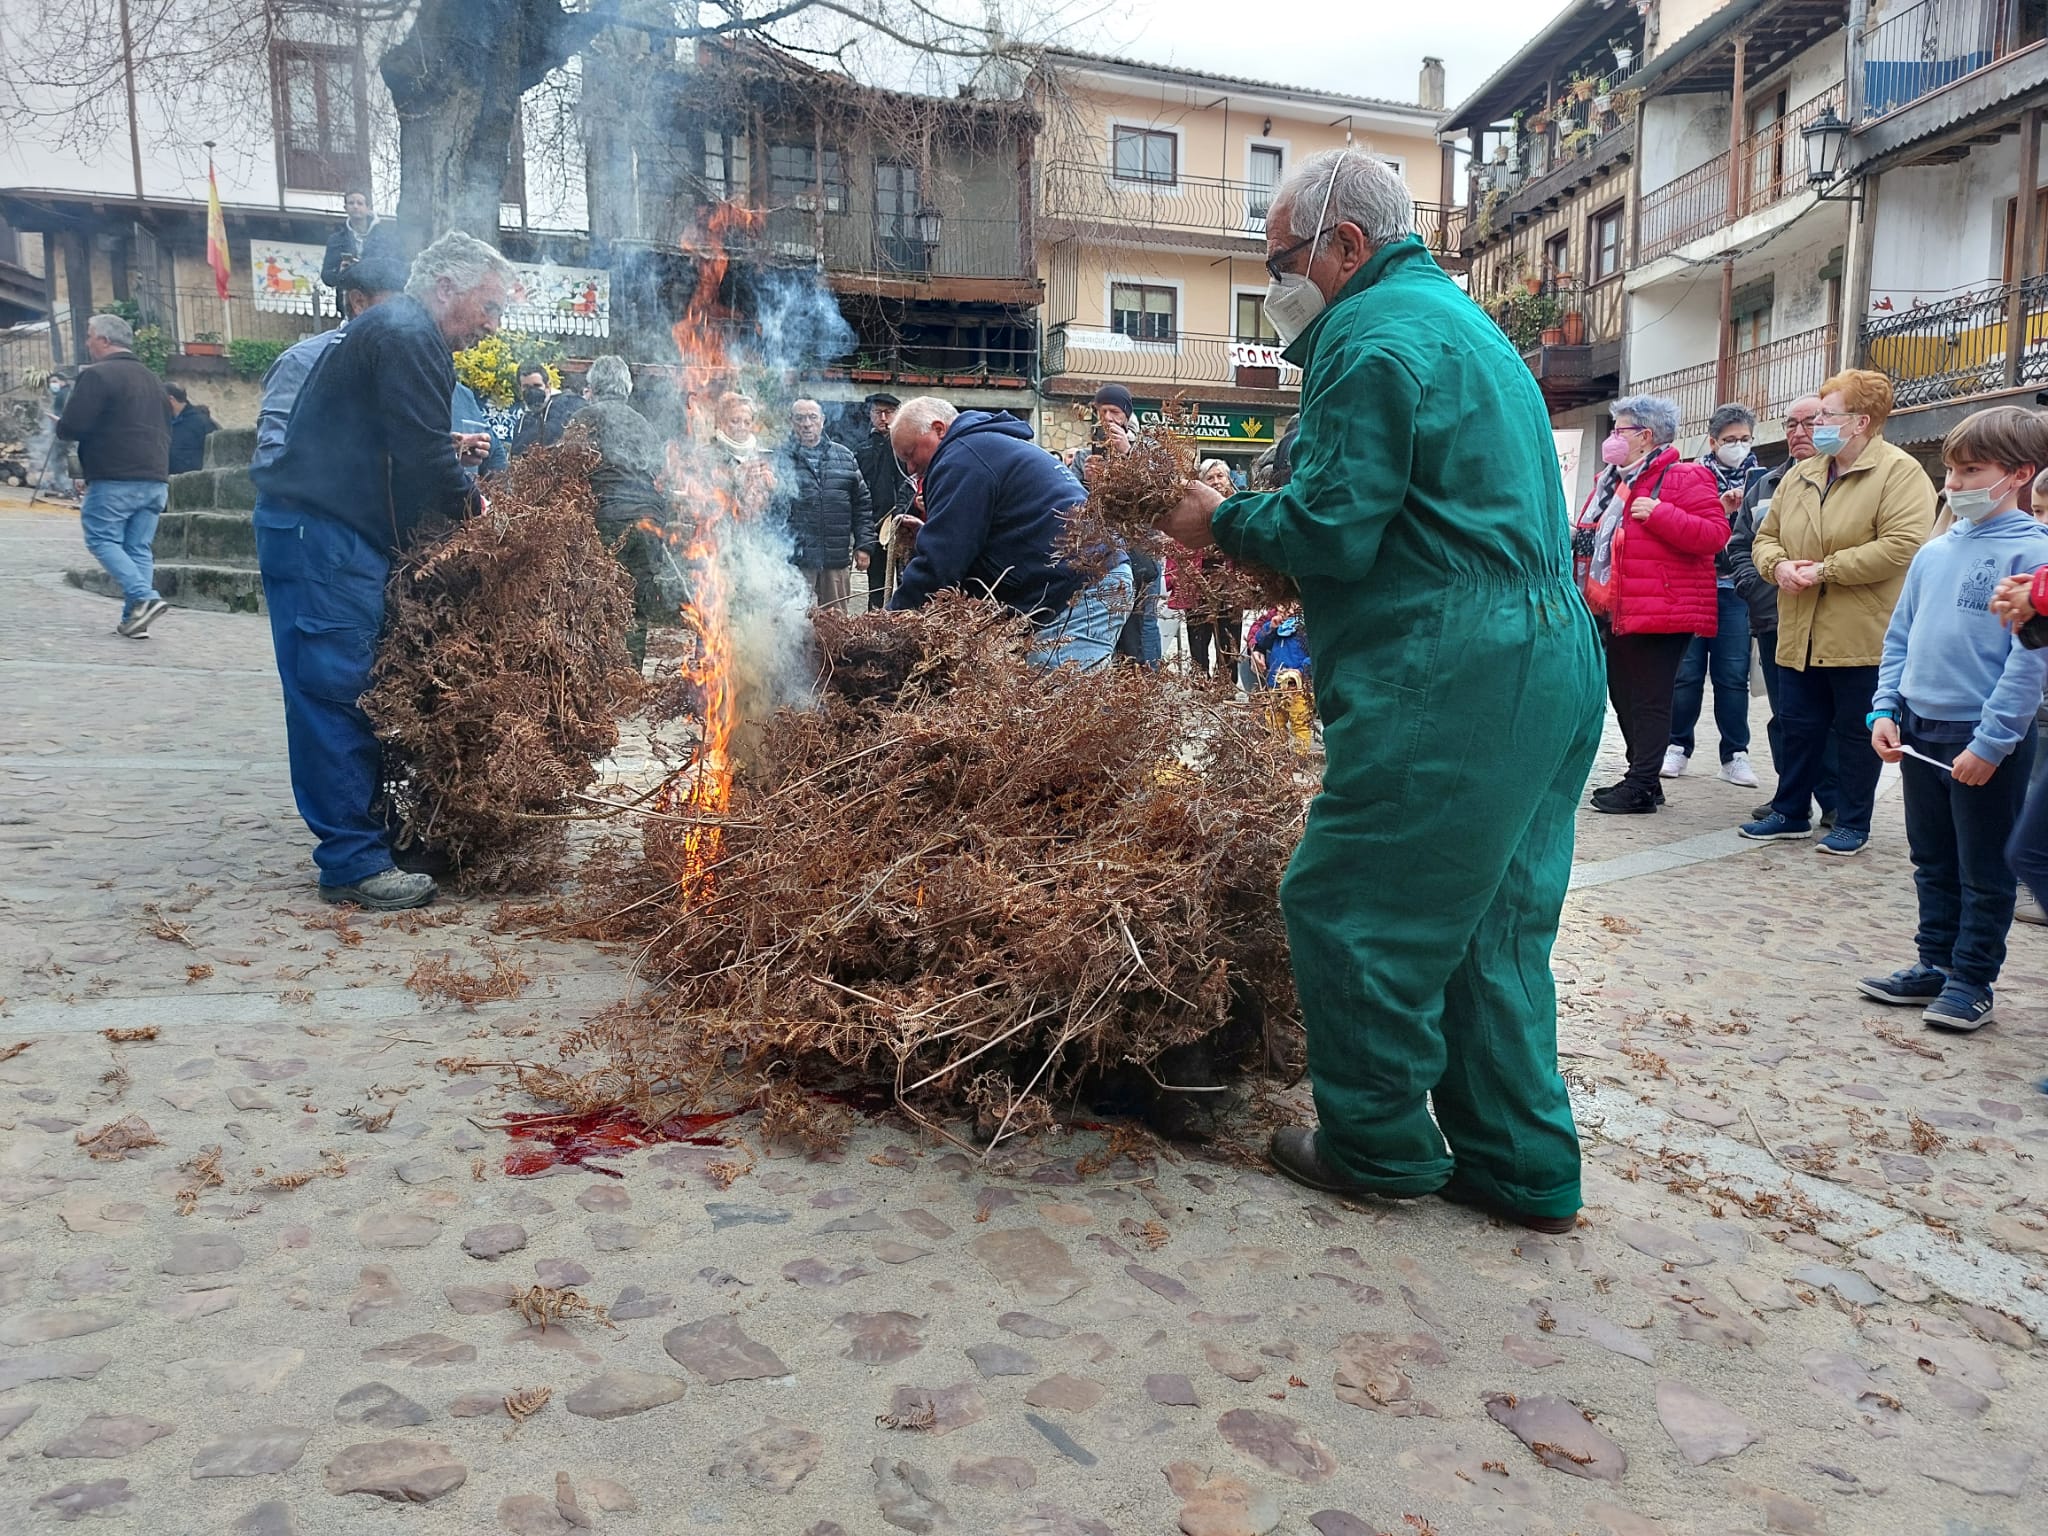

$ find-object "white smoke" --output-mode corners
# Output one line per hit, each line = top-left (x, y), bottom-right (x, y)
(715, 503), (817, 739)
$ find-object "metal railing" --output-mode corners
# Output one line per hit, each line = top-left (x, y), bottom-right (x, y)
(1040, 160), (1467, 260)
(1859, 0), (2037, 120)
(163, 284), (322, 349)
(1043, 325), (1303, 390)
(762, 207), (1033, 281)
(1639, 86), (1843, 261)
(829, 335), (1038, 389)
(1631, 324), (1840, 441)
(1862, 278), (2048, 405)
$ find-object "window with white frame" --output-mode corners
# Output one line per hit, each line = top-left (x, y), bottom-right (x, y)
(1112, 126), (1177, 185)
(1112, 282), (1177, 342)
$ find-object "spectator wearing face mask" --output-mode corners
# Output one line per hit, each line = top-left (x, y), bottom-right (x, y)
(509, 362), (582, 456)
(1741, 370), (1934, 857)
(1665, 403), (1761, 788)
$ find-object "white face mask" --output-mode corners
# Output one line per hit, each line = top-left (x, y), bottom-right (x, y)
(1714, 441), (1750, 469)
(1945, 481), (2010, 525)
(1262, 169), (1340, 348)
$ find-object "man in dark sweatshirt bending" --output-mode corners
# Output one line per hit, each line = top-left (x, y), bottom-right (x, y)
(251, 230), (513, 911)
(885, 397), (1133, 671)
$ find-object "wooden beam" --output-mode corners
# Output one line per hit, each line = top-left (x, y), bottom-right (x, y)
(2006, 106), (2042, 388)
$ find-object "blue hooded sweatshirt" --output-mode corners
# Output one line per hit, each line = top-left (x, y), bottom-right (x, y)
(888, 411), (1091, 617)
(1872, 509), (2048, 764)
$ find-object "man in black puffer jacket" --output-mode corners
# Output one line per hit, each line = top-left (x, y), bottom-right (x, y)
(779, 398), (873, 612)
(56, 313), (172, 638)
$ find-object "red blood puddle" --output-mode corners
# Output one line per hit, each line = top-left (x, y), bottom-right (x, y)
(500, 1108), (742, 1177)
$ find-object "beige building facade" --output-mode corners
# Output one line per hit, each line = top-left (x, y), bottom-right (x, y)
(1026, 50), (1462, 467)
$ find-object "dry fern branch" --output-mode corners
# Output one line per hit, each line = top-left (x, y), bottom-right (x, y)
(407, 945), (532, 1010)
(76, 1113), (160, 1160)
(509, 1285), (616, 1333)
(256, 1149), (348, 1191)
(101, 1026), (158, 1043)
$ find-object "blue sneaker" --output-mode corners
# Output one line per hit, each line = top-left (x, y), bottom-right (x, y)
(1858, 963), (1947, 1005)
(1739, 811), (1813, 841)
(1924, 981), (1995, 1032)
(1816, 826), (1869, 856)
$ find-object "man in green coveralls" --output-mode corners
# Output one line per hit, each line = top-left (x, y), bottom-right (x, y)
(1160, 149), (1604, 1232)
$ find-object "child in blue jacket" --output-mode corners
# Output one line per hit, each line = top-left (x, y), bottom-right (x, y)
(1863, 407), (2048, 1032)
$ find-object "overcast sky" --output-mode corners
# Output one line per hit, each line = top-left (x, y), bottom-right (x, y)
(1078, 0), (1562, 110)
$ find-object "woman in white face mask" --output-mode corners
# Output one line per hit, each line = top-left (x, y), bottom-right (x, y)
(1664, 403), (1763, 786)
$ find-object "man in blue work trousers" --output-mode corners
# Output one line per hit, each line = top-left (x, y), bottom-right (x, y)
(251, 231), (512, 910)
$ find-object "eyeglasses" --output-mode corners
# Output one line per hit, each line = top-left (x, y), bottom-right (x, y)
(1784, 416), (1819, 429)
(1265, 226), (1338, 281)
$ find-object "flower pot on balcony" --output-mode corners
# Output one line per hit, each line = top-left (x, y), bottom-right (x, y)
(1561, 311), (1586, 346)
(183, 342), (224, 358)
(1522, 275), (1543, 295)
(1539, 325), (1565, 347)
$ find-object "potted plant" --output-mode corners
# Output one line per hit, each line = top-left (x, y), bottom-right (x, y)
(1569, 73), (1597, 103)
(1593, 78), (1614, 116)
(1611, 38), (1635, 73)
(1539, 322), (1566, 346)
(184, 331), (224, 358)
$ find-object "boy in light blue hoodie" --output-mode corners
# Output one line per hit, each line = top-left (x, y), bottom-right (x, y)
(1861, 407), (2048, 1031)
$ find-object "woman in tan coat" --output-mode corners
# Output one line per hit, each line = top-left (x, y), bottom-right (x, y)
(1741, 369), (1934, 855)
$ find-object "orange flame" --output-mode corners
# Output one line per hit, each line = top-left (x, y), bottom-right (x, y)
(659, 201), (767, 903)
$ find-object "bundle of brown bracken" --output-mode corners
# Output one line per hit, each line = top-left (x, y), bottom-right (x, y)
(1058, 403), (1293, 614)
(364, 443), (645, 890)
(537, 593), (1310, 1151)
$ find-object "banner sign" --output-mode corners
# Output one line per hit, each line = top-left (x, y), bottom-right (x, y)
(1552, 427), (1585, 510)
(250, 241), (337, 317)
(1135, 401), (1279, 448)
(1228, 341), (1285, 369)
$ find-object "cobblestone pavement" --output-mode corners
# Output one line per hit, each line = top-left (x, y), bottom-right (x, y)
(4, 497), (2046, 1535)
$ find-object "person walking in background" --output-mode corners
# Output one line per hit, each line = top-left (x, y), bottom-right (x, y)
(780, 398), (873, 614)
(252, 230), (512, 911)
(54, 313), (172, 638)
(1168, 458), (1244, 684)
(1862, 407), (2048, 1031)
(1572, 394), (1729, 814)
(163, 383), (218, 475)
(854, 392), (911, 609)
(509, 360), (582, 456)
(1666, 403), (1761, 788)
(1728, 397), (1837, 826)
(1742, 370), (1933, 856)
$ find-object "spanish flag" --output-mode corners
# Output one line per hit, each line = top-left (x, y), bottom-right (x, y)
(205, 159), (230, 301)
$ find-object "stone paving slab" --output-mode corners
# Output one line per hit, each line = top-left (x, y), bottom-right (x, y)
(3, 504), (2046, 1534)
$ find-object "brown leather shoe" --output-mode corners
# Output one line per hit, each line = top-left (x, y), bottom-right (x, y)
(1268, 1126), (1377, 1196)
(1437, 1183), (1578, 1235)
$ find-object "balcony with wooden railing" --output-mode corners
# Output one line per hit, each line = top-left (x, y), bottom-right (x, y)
(1630, 323), (1840, 443)
(1638, 85), (1843, 263)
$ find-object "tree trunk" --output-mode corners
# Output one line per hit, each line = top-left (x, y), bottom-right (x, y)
(381, 0), (578, 252)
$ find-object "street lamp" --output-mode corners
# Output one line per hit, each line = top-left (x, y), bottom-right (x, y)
(1800, 106), (1862, 203)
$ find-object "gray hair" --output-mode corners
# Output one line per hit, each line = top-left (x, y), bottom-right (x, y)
(893, 396), (958, 439)
(790, 398), (825, 418)
(406, 230), (516, 303)
(87, 313), (134, 349)
(1708, 403), (1756, 438)
(1197, 458), (1230, 478)
(1612, 394), (1681, 446)
(1275, 149), (1415, 250)
(585, 355), (632, 400)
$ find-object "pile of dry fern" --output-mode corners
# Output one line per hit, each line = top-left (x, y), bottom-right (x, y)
(522, 594), (1311, 1151)
(363, 443), (647, 890)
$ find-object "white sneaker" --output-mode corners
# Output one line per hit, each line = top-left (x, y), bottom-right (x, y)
(1718, 752), (1760, 789)
(1661, 745), (1689, 778)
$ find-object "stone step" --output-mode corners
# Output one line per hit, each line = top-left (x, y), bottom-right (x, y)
(156, 510), (257, 564)
(169, 465), (255, 513)
(204, 427), (257, 470)
(66, 561), (265, 615)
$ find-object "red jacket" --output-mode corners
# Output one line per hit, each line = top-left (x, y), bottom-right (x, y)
(1575, 447), (1728, 636)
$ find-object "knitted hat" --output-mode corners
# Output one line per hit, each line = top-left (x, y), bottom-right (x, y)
(1092, 383), (1135, 417)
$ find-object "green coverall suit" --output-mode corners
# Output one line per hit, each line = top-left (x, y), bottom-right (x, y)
(1213, 235), (1604, 1220)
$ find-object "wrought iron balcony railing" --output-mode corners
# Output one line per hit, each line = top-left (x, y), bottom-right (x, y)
(1638, 85), (1843, 263)
(1861, 278), (2048, 406)
(1630, 324), (1840, 443)
(1859, 0), (2042, 121)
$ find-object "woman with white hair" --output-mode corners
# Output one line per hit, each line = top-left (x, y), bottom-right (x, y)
(1571, 394), (1730, 814)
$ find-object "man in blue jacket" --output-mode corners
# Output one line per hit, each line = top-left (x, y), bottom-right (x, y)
(252, 230), (513, 911)
(886, 397), (1132, 671)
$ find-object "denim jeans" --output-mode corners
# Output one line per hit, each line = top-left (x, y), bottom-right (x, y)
(1756, 637), (1838, 814)
(1029, 562), (1135, 674)
(80, 479), (167, 613)
(1900, 717), (2033, 986)
(1114, 548), (1163, 667)
(253, 498), (395, 886)
(1669, 585), (1752, 761)
(1771, 663), (1881, 835)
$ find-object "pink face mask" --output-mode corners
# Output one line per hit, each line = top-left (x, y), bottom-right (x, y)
(1600, 431), (1637, 467)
